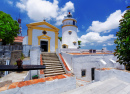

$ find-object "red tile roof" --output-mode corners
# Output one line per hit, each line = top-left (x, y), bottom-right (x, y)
(14, 36), (24, 43)
(0, 36), (24, 43)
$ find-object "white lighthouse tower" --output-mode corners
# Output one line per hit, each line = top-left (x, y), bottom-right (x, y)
(62, 12), (78, 49)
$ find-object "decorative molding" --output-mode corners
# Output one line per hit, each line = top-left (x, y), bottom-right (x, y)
(37, 35), (51, 52)
(26, 21), (59, 31)
(62, 19), (77, 23)
(62, 25), (77, 28)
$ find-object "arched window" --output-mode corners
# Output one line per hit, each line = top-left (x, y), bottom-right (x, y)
(73, 41), (76, 45)
(68, 31), (72, 35)
(62, 44), (68, 48)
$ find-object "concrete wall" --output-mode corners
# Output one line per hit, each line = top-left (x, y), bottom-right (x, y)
(0, 76), (76, 94)
(56, 49), (71, 74)
(32, 29), (55, 52)
(95, 69), (130, 83)
(61, 52), (73, 72)
(61, 53), (125, 81)
(22, 36), (28, 45)
(30, 46), (41, 79)
(58, 39), (61, 49)
(10, 50), (22, 65)
(23, 45), (32, 57)
(22, 59), (30, 65)
(24, 71), (31, 81)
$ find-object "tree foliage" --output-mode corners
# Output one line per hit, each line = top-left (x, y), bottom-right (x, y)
(78, 40), (81, 48)
(0, 11), (19, 45)
(114, 6), (130, 66)
(58, 37), (62, 41)
(58, 36), (82, 48)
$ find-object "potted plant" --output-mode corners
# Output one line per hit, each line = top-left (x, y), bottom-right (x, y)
(32, 75), (38, 79)
(16, 58), (23, 68)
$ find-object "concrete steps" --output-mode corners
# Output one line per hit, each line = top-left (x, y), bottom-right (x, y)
(45, 72), (66, 77)
(44, 68), (64, 71)
(43, 60), (60, 63)
(41, 52), (66, 77)
(42, 57), (59, 61)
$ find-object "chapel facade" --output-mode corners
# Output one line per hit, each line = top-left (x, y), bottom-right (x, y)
(23, 21), (59, 52)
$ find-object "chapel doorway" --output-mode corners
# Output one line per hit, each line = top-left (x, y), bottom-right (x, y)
(40, 41), (48, 52)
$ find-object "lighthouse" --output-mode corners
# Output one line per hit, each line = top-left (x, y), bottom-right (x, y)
(61, 12), (78, 49)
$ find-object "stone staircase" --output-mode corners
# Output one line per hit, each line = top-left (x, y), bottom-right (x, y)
(41, 52), (66, 77)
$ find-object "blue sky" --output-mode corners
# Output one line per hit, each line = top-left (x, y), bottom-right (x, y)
(0, 0), (129, 51)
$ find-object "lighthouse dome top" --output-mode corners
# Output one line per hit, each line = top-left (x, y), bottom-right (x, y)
(62, 12), (77, 23)
(67, 12), (72, 18)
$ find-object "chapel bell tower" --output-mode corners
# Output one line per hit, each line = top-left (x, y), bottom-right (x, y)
(62, 12), (78, 49)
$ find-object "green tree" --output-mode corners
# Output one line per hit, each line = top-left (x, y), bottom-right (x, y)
(58, 37), (82, 48)
(78, 40), (81, 48)
(114, 6), (130, 67)
(58, 37), (62, 41)
(0, 11), (19, 45)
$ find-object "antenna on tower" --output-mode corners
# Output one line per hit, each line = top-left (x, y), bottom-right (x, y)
(17, 12), (22, 36)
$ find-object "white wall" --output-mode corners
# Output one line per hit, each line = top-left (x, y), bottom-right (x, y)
(62, 52), (73, 72)
(95, 69), (130, 83)
(58, 39), (61, 49)
(0, 76), (76, 94)
(63, 20), (77, 26)
(23, 45), (32, 57)
(61, 53), (124, 81)
(32, 29), (55, 52)
(22, 36), (28, 45)
(30, 46), (41, 79)
(37, 25), (51, 28)
(62, 26), (78, 49)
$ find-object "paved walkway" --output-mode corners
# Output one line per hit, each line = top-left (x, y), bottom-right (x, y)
(62, 77), (130, 94)
(0, 71), (28, 83)
(76, 79), (91, 88)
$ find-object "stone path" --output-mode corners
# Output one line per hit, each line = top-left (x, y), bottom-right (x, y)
(76, 79), (91, 88)
(62, 77), (130, 94)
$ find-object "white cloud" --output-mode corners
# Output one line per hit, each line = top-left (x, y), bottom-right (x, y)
(107, 43), (113, 45)
(16, 0), (74, 25)
(79, 32), (115, 44)
(7, 0), (13, 5)
(82, 25), (85, 29)
(77, 29), (80, 32)
(87, 10), (126, 33)
(103, 44), (106, 46)
(90, 43), (94, 45)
